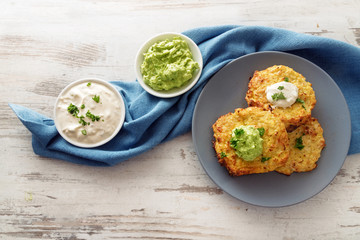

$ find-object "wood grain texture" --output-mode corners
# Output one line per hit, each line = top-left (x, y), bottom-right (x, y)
(1, 0), (360, 239)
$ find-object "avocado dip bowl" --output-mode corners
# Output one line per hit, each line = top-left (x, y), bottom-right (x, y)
(135, 32), (203, 98)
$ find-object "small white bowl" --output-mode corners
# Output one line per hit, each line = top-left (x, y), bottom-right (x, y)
(135, 32), (203, 98)
(54, 78), (125, 148)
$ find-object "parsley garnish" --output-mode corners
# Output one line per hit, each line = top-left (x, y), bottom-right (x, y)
(230, 138), (238, 148)
(284, 77), (289, 82)
(220, 152), (227, 158)
(66, 100), (103, 137)
(296, 98), (304, 104)
(86, 110), (101, 122)
(295, 135), (305, 150)
(231, 128), (245, 148)
(296, 98), (306, 109)
(277, 86), (284, 90)
(92, 95), (100, 103)
(257, 127), (265, 137)
(271, 92), (286, 101)
(87, 82), (91, 87)
(67, 103), (79, 117)
(261, 157), (271, 162)
(78, 115), (89, 126)
(234, 128), (245, 137)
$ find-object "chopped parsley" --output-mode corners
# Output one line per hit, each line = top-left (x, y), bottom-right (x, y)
(220, 152), (227, 158)
(92, 95), (100, 103)
(257, 127), (265, 137)
(296, 98), (304, 104)
(234, 128), (245, 137)
(261, 157), (271, 162)
(284, 77), (289, 82)
(87, 82), (91, 87)
(86, 110), (101, 122)
(230, 128), (245, 148)
(271, 92), (286, 101)
(295, 135), (305, 150)
(296, 98), (306, 109)
(78, 115), (89, 126)
(67, 103), (79, 117)
(277, 86), (284, 90)
(230, 138), (238, 148)
(66, 95), (104, 136)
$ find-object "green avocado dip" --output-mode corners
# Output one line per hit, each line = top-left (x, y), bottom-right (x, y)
(140, 37), (199, 91)
(230, 125), (263, 161)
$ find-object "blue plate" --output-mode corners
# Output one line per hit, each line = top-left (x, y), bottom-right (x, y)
(192, 51), (351, 207)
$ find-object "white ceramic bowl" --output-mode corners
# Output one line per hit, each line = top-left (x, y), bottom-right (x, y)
(54, 78), (125, 148)
(135, 32), (203, 98)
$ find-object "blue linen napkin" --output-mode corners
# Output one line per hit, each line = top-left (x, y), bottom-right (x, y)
(10, 25), (360, 166)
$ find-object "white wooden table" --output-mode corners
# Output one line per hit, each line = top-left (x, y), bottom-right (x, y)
(1, 1), (360, 239)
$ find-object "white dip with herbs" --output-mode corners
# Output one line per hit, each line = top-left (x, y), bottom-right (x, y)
(55, 79), (124, 147)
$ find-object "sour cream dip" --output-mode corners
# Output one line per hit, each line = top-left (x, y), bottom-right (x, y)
(265, 82), (299, 108)
(54, 78), (125, 148)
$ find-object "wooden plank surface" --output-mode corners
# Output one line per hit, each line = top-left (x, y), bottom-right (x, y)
(1, 0), (360, 239)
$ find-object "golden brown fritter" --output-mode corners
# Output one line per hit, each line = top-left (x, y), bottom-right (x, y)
(245, 65), (316, 130)
(212, 107), (290, 176)
(276, 117), (326, 175)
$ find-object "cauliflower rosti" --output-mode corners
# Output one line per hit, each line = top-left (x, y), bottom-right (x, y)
(212, 107), (290, 176)
(276, 117), (326, 175)
(245, 65), (316, 130)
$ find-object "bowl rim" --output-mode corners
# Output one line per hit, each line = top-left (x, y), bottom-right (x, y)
(54, 77), (126, 148)
(135, 32), (203, 98)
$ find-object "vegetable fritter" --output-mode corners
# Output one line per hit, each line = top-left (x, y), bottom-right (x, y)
(276, 117), (326, 175)
(245, 65), (316, 130)
(212, 107), (290, 176)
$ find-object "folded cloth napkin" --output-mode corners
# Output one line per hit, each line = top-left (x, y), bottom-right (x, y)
(10, 25), (360, 166)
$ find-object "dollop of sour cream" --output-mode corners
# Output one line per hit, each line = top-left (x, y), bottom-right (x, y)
(55, 79), (125, 148)
(265, 82), (299, 108)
